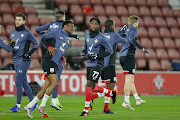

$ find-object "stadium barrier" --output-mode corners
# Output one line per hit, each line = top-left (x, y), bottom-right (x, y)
(0, 71), (180, 95)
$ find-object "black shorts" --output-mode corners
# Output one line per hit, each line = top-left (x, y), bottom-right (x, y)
(42, 57), (58, 75)
(87, 66), (103, 83)
(120, 55), (135, 74)
(101, 65), (116, 83)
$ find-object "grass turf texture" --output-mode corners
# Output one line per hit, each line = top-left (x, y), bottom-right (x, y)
(0, 96), (180, 120)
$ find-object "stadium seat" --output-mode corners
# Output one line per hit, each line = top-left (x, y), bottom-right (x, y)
(56, 0), (68, 5)
(147, 0), (158, 6)
(140, 38), (152, 49)
(138, 27), (148, 37)
(175, 39), (180, 49)
(0, 49), (13, 59)
(0, 25), (7, 36)
(148, 59), (161, 71)
(121, 16), (128, 26)
(160, 60), (171, 71)
(82, 5), (94, 15)
(145, 49), (157, 59)
(31, 51), (39, 59)
(150, 7), (162, 17)
(152, 38), (164, 49)
(135, 49), (145, 59)
(173, 9), (180, 17)
(177, 17), (180, 27)
(105, 6), (117, 16)
(9, 0), (22, 4)
(70, 5), (82, 16)
(3, 58), (13, 67)
(139, 7), (151, 17)
(85, 15), (95, 27)
(3, 14), (14, 25)
(12, 3), (24, 14)
(94, 5), (105, 16)
(117, 6), (128, 16)
(24, 6), (37, 15)
(156, 49), (169, 60)
(128, 6), (140, 16)
(90, 0), (102, 5)
(161, 7), (174, 17)
(73, 15), (84, 25)
(29, 59), (42, 70)
(30, 25), (39, 36)
(39, 17), (51, 25)
(154, 17), (167, 27)
(97, 16), (108, 25)
(6, 25), (14, 36)
(113, 0), (124, 6)
(143, 17), (156, 27)
(136, 59), (147, 70)
(27, 15), (39, 25)
(135, 0), (147, 6)
(166, 17), (178, 28)
(71, 40), (83, 47)
(109, 16), (121, 26)
(167, 49), (180, 61)
(0, 16), (3, 24)
(163, 38), (175, 49)
(37, 47), (42, 60)
(68, 0), (79, 4)
(170, 28), (180, 38)
(158, 0), (169, 7)
(124, 0), (136, 6)
(58, 4), (68, 12)
(159, 28), (171, 38)
(148, 27), (160, 38)
(79, 0), (90, 5)
(0, 3), (11, 14)
(117, 43), (121, 51)
(102, 0), (114, 5)
(138, 18), (144, 27)
(0, 59), (3, 68)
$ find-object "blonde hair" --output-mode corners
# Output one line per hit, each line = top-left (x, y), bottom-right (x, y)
(128, 15), (139, 25)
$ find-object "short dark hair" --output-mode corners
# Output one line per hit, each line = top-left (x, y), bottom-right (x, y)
(105, 20), (114, 29)
(15, 13), (26, 21)
(55, 10), (65, 20)
(90, 17), (101, 25)
(62, 20), (73, 27)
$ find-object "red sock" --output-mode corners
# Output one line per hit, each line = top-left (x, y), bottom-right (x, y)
(92, 93), (99, 100)
(104, 103), (109, 111)
(92, 86), (104, 93)
(84, 86), (92, 110)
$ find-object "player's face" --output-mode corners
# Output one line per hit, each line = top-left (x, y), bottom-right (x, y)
(90, 20), (100, 31)
(0, 25), (1, 34)
(111, 22), (115, 31)
(135, 21), (139, 28)
(15, 17), (25, 27)
(64, 23), (74, 34)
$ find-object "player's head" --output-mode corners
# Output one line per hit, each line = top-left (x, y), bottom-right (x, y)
(105, 19), (115, 31)
(90, 17), (100, 31)
(55, 10), (65, 21)
(15, 13), (26, 27)
(128, 15), (139, 28)
(62, 20), (74, 34)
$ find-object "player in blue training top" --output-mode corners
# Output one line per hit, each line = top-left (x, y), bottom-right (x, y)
(35, 10), (78, 110)
(24, 20), (74, 118)
(117, 15), (148, 110)
(8, 13), (39, 112)
(90, 19), (127, 114)
(79, 18), (117, 116)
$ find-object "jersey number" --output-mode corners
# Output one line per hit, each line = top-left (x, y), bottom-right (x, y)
(92, 71), (99, 80)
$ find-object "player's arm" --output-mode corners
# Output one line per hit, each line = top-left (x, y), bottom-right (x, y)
(116, 33), (127, 44)
(0, 38), (13, 52)
(68, 34), (79, 39)
(35, 23), (50, 35)
(117, 25), (128, 37)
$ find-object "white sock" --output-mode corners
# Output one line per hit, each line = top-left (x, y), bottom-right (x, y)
(83, 101), (90, 113)
(103, 88), (112, 96)
(104, 96), (110, 103)
(27, 96), (39, 108)
(16, 104), (20, 108)
(97, 93), (105, 97)
(133, 93), (140, 100)
(40, 94), (49, 107)
(124, 96), (130, 103)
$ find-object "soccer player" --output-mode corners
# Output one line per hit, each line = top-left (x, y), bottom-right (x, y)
(117, 15), (148, 110)
(79, 18), (117, 116)
(8, 13), (39, 112)
(90, 20), (127, 114)
(24, 20), (74, 118)
(35, 10), (78, 110)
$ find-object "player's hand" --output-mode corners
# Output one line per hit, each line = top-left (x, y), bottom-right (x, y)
(10, 39), (17, 44)
(48, 47), (56, 55)
(141, 48), (149, 55)
(91, 53), (98, 60)
(76, 35), (79, 39)
(62, 56), (67, 66)
(24, 53), (30, 59)
(79, 52), (85, 59)
(3, 40), (8, 45)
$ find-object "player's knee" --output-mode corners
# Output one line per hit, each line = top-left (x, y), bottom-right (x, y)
(86, 80), (95, 87)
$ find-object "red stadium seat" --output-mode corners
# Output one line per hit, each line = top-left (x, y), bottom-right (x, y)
(163, 38), (175, 49)
(121, 16), (128, 26)
(0, 59), (3, 68)
(138, 18), (144, 27)
(154, 17), (167, 27)
(159, 28), (171, 38)
(152, 38), (164, 49)
(3, 58), (13, 66)
(158, 0), (169, 7)
(167, 49), (180, 61)
(145, 49), (157, 59)
(82, 5), (94, 15)
(71, 40), (83, 47)
(24, 6), (37, 15)
(148, 27), (160, 38)
(0, 25), (7, 36)
(30, 25), (39, 36)
(31, 51), (39, 59)
(113, 0), (124, 6)
(97, 16), (108, 25)
(90, 0), (102, 5)
(70, 5), (82, 16)
(0, 49), (13, 59)
(0, 16), (3, 24)
(37, 47), (42, 60)
(27, 15), (39, 25)
(39, 17), (51, 25)
(109, 16), (121, 26)
(85, 15), (95, 27)
(143, 17), (155, 27)
(117, 43), (121, 51)
(166, 17), (178, 28)
(177, 17), (180, 27)
(147, 0), (158, 6)
(170, 28), (180, 38)
(6, 25), (14, 36)
(0, 3), (11, 14)
(12, 3), (24, 14)
(29, 59), (42, 70)
(9, 0), (22, 4)
(138, 27), (148, 37)
(79, 0), (90, 5)
(175, 39), (180, 49)
(58, 5), (68, 12)
(149, 59), (161, 71)
(117, 6), (128, 16)
(135, 0), (147, 6)
(3, 14), (14, 25)
(128, 6), (140, 16)
(124, 0), (136, 6)
(105, 6), (117, 16)
(68, 0), (79, 4)
(161, 7), (174, 17)
(94, 5), (105, 16)
(140, 38), (152, 49)
(102, 0), (114, 5)
(73, 15), (84, 25)
(173, 9), (180, 17)
(150, 7), (162, 17)
(139, 6), (151, 17)
(56, 0), (68, 5)
(160, 60), (171, 71)
(156, 49), (169, 60)
(135, 49), (145, 59)
(136, 59), (147, 70)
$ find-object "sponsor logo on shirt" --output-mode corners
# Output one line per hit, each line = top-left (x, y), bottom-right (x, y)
(89, 44), (93, 51)
(50, 24), (59, 29)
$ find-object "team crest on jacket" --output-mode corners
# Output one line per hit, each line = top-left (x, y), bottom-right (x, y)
(94, 39), (98, 44)
(21, 33), (24, 38)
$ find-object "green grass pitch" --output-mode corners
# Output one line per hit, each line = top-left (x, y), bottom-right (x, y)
(0, 96), (180, 120)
